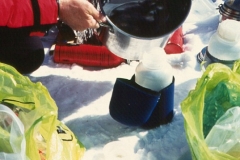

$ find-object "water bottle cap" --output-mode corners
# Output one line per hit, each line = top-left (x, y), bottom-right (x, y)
(219, 0), (240, 21)
(142, 47), (167, 69)
(218, 19), (240, 42)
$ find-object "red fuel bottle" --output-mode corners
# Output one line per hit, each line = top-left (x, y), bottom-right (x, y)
(53, 44), (127, 68)
(164, 26), (184, 54)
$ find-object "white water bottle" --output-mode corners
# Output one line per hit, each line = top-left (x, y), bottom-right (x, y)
(135, 47), (173, 92)
(205, 19), (240, 67)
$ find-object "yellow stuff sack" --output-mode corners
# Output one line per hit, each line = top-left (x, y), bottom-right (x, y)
(181, 60), (240, 160)
(0, 63), (85, 160)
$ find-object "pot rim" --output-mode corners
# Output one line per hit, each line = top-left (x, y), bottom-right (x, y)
(105, 15), (174, 40)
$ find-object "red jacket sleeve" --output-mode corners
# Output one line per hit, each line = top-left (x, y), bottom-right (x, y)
(0, 0), (58, 28)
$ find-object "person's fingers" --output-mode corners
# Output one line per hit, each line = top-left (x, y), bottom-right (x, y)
(59, 0), (106, 30)
(94, 11), (106, 23)
(88, 4), (106, 23)
(92, 18), (100, 28)
(95, 20), (100, 28)
(88, 16), (100, 29)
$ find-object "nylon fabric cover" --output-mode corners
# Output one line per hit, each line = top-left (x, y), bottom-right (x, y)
(181, 60), (240, 160)
(109, 78), (161, 126)
(109, 75), (174, 128)
(0, 63), (85, 160)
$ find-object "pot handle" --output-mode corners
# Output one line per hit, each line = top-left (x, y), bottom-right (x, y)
(99, 22), (114, 33)
(99, 22), (110, 28)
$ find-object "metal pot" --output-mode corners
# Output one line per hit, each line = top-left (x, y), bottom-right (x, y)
(98, 0), (191, 60)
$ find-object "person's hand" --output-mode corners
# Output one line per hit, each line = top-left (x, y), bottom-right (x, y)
(58, 0), (106, 31)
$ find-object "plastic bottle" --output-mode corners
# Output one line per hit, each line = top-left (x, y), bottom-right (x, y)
(135, 47), (173, 92)
(205, 19), (240, 68)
